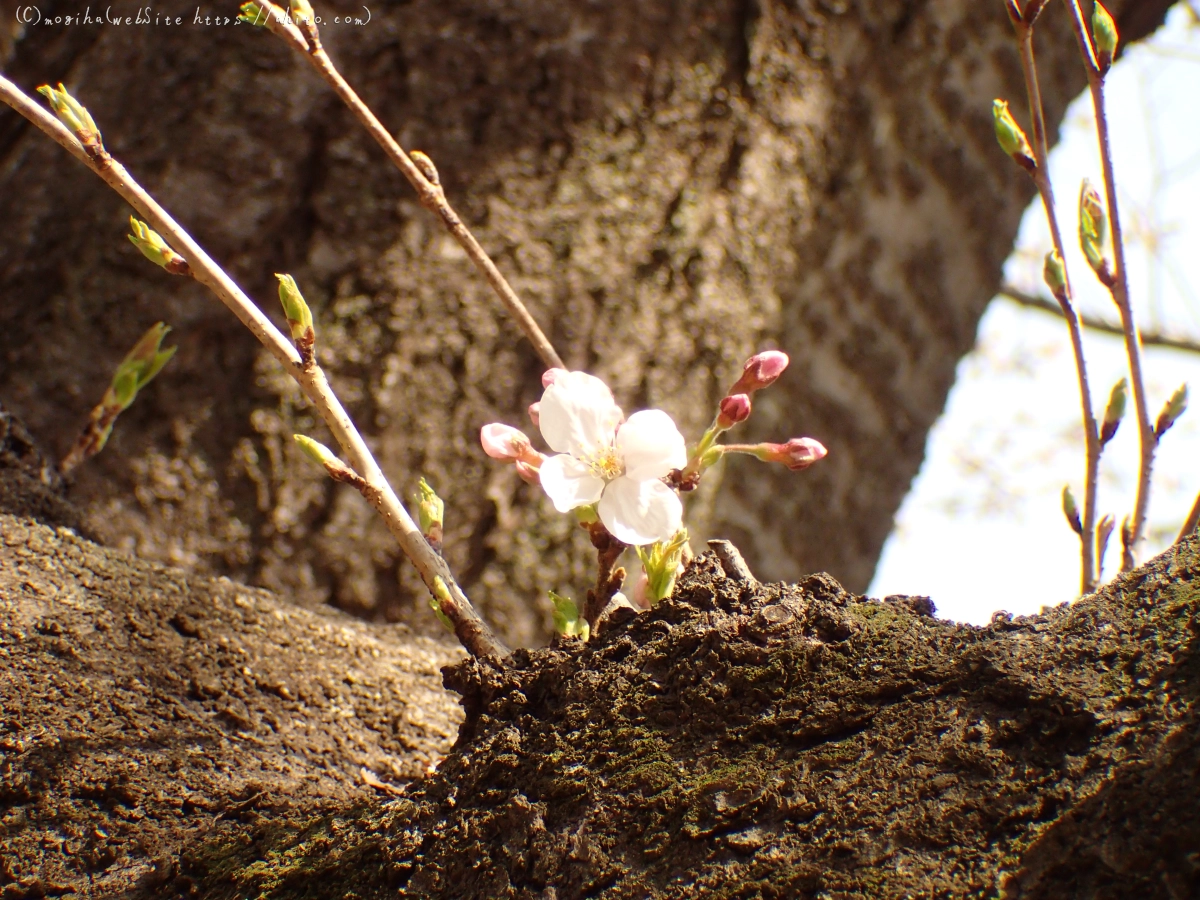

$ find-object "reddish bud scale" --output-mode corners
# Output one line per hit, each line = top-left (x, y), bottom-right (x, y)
(729, 351), (789, 396)
(717, 394), (751, 429)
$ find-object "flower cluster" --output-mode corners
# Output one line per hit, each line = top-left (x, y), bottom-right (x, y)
(480, 351), (827, 637)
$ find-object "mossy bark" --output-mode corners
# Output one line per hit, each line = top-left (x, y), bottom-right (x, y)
(3, 425), (1198, 898)
(166, 539), (1200, 899)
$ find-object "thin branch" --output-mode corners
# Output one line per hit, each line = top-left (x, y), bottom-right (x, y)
(0, 72), (508, 660)
(999, 285), (1200, 354)
(1063, 0), (1157, 572)
(254, 1), (564, 372)
(1013, 16), (1101, 593)
(1178, 492), (1200, 544)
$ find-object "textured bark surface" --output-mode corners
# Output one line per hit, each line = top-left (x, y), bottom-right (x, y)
(3, 411), (1199, 898)
(157, 536), (1200, 900)
(0, 0), (1174, 647)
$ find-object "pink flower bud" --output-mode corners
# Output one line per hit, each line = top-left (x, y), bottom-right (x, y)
(716, 393), (751, 429)
(514, 460), (541, 485)
(480, 423), (531, 461)
(527, 402), (541, 429)
(632, 571), (651, 610)
(541, 368), (568, 388)
(763, 437), (827, 470)
(730, 350), (789, 396)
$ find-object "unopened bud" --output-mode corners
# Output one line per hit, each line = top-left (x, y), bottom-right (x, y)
(760, 437), (827, 471)
(1091, 2), (1118, 74)
(410, 150), (440, 186)
(1079, 180), (1108, 274)
(1155, 384), (1188, 439)
(730, 351), (789, 396)
(294, 434), (339, 468)
(1100, 377), (1127, 446)
(527, 402), (541, 429)
(716, 394), (751, 430)
(635, 528), (689, 606)
(1097, 513), (1115, 572)
(1062, 485), (1082, 536)
(514, 460), (541, 485)
(481, 423), (532, 461)
(103, 322), (177, 413)
(37, 83), (101, 147)
(237, 1), (268, 24)
(1043, 251), (1067, 300)
(549, 591), (589, 641)
(276, 274), (315, 359)
(541, 368), (567, 388)
(992, 99), (1035, 172)
(289, 0), (314, 22)
(128, 217), (190, 275)
(415, 477), (445, 551)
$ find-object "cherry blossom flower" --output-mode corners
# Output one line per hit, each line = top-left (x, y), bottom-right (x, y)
(537, 370), (687, 545)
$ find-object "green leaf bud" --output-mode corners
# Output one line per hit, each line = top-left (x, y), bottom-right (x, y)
(1091, 2), (1118, 74)
(549, 591), (590, 641)
(238, 1), (268, 25)
(1100, 377), (1127, 446)
(1155, 383), (1188, 439)
(429, 577), (455, 632)
(1062, 485), (1082, 536)
(992, 99), (1035, 171)
(104, 322), (176, 412)
(1079, 180), (1108, 275)
(1042, 251), (1067, 301)
(635, 528), (689, 606)
(290, 0), (315, 22)
(37, 83), (101, 146)
(276, 274), (315, 364)
(128, 217), (190, 275)
(415, 477), (445, 551)
(293, 433), (339, 468)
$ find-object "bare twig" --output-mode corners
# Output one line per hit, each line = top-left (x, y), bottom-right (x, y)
(1178, 493), (1200, 544)
(1011, 14), (1101, 593)
(0, 72), (508, 659)
(1063, 0), (1157, 572)
(582, 522), (627, 630)
(998, 285), (1200, 355)
(251, 1), (563, 372)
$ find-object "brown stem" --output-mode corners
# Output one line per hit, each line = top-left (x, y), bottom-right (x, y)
(1178, 493), (1200, 544)
(1063, 0), (1157, 572)
(998, 285), (1200, 355)
(0, 73), (508, 660)
(583, 522), (628, 629)
(1014, 19), (1100, 593)
(256, 1), (563, 372)
(58, 403), (121, 477)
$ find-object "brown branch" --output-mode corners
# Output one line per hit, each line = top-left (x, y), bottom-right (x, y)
(0, 72), (508, 660)
(1178, 492), (1200, 544)
(253, 1), (564, 372)
(998, 285), (1200, 355)
(1012, 14), (1101, 594)
(1063, 0), (1157, 573)
(582, 522), (628, 630)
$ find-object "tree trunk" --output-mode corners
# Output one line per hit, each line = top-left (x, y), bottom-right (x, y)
(0, 0), (1174, 647)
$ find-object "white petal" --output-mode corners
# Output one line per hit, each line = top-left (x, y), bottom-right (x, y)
(598, 476), (682, 546)
(616, 410), (687, 481)
(539, 454), (605, 513)
(539, 371), (623, 456)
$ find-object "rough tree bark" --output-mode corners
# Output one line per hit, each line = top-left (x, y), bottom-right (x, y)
(3, 412), (1199, 898)
(0, 0), (1175, 646)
